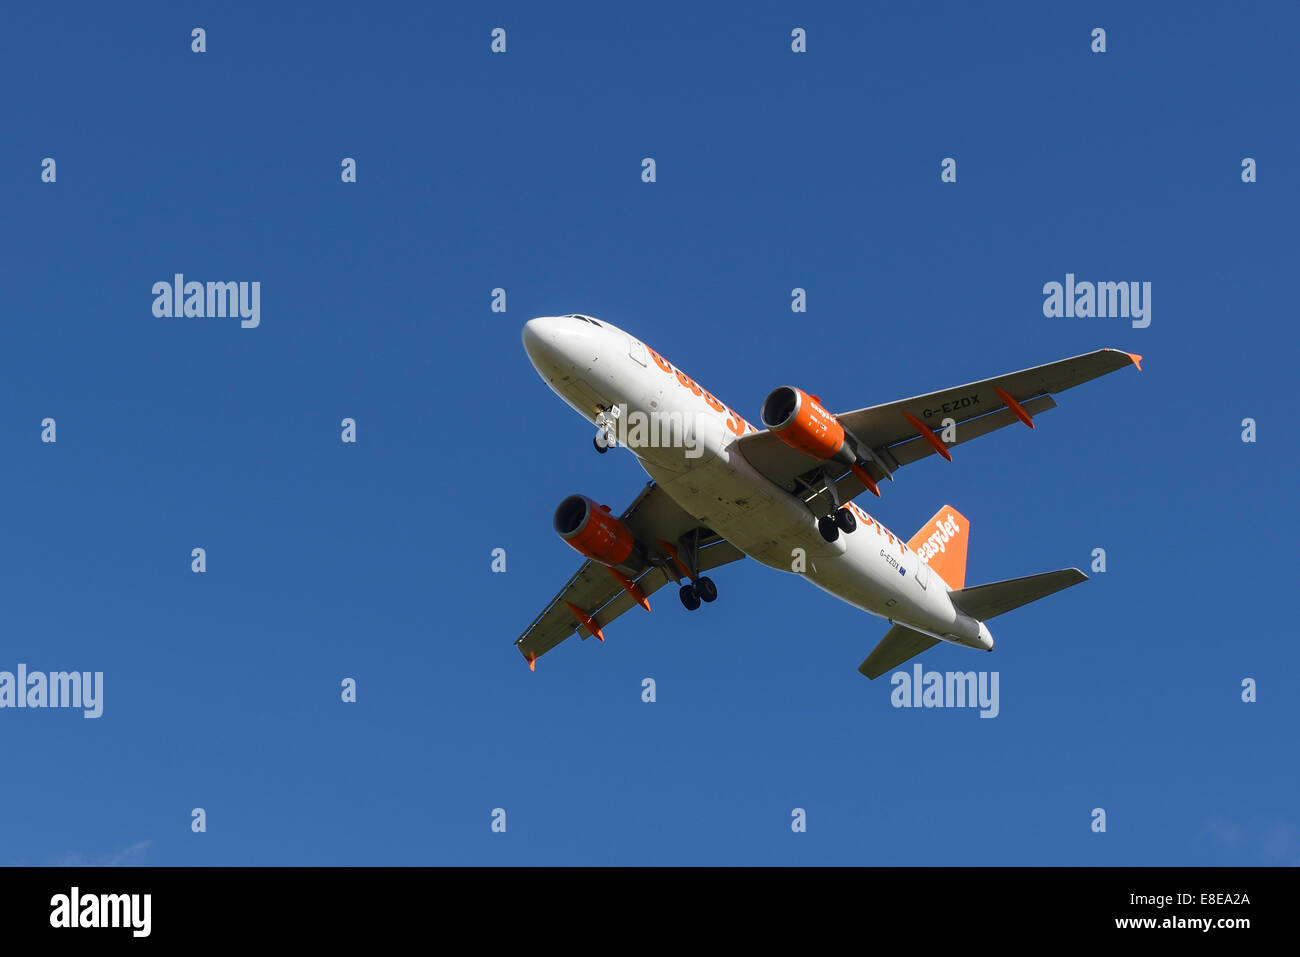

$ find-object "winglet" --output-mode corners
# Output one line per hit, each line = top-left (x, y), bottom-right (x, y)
(527, 653), (536, 672)
(566, 601), (604, 642)
(1104, 348), (1143, 371)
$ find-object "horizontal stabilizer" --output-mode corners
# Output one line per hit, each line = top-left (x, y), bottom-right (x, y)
(859, 623), (940, 680)
(949, 568), (1087, 621)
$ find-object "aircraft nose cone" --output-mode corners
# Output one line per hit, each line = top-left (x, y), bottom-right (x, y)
(521, 316), (547, 358)
(522, 316), (563, 362)
(522, 316), (589, 370)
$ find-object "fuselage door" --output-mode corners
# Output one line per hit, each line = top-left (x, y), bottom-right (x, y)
(628, 336), (647, 367)
(914, 554), (930, 590)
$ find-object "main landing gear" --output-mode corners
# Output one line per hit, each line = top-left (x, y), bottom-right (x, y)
(797, 464), (861, 543)
(817, 506), (858, 543)
(679, 575), (717, 610)
(665, 529), (719, 612)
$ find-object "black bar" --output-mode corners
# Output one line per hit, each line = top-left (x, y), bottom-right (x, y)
(1, 866), (1281, 944)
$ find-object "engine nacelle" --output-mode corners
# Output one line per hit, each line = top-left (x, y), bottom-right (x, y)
(760, 386), (855, 465)
(553, 495), (646, 570)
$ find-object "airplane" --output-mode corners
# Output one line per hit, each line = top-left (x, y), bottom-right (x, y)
(516, 313), (1141, 679)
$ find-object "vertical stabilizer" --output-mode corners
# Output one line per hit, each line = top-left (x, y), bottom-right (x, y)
(907, 505), (970, 589)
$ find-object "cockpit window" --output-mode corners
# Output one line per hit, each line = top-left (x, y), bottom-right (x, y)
(567, 314), (602, 326)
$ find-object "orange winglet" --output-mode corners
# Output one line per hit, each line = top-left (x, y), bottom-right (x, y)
(566, 602), (604, 642)
(849, 463), (881, 498)
(901, 411), (953, 462)
(607, 567), (651, 612)
(1127, 352), (1143, 371)
(992, 386), (1035, 429)
(655, 539), (691, 579)
(527, 653), (536, 672)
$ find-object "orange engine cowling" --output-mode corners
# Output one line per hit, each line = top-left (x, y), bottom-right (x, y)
(553, 495), (645, 570)
(760, 386), (853, 464)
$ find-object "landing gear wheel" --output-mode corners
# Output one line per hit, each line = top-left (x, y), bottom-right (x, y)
(679, 584), (701, 611)
(696, 576), (718, 603)
(818, 515), (840, 543)
(594, 435), (609, 454)
(835, 506), (857, 533)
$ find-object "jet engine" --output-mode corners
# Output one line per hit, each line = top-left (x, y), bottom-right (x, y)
(760, 386), (884, 502)
(553, 495), (647, 571)
(760, 386), (857, 468)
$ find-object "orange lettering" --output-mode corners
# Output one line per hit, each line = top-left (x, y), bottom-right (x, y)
(675, 370), (703, 396)
(646, 346), (674, 375)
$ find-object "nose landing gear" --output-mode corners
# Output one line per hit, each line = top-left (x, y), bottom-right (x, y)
(593, 405), (620, 453)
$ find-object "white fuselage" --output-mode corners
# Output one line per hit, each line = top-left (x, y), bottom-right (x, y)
(522, 315), (993, 650)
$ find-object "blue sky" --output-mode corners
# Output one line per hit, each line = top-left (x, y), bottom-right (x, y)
(2, 1), (1296, 865)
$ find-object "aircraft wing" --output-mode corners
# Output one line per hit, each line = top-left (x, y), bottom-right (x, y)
(515, 482), (746, 667)
(734, 348), (1141, 503)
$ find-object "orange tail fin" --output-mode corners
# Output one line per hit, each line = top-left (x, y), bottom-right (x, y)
(906, 505), (970, 590)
